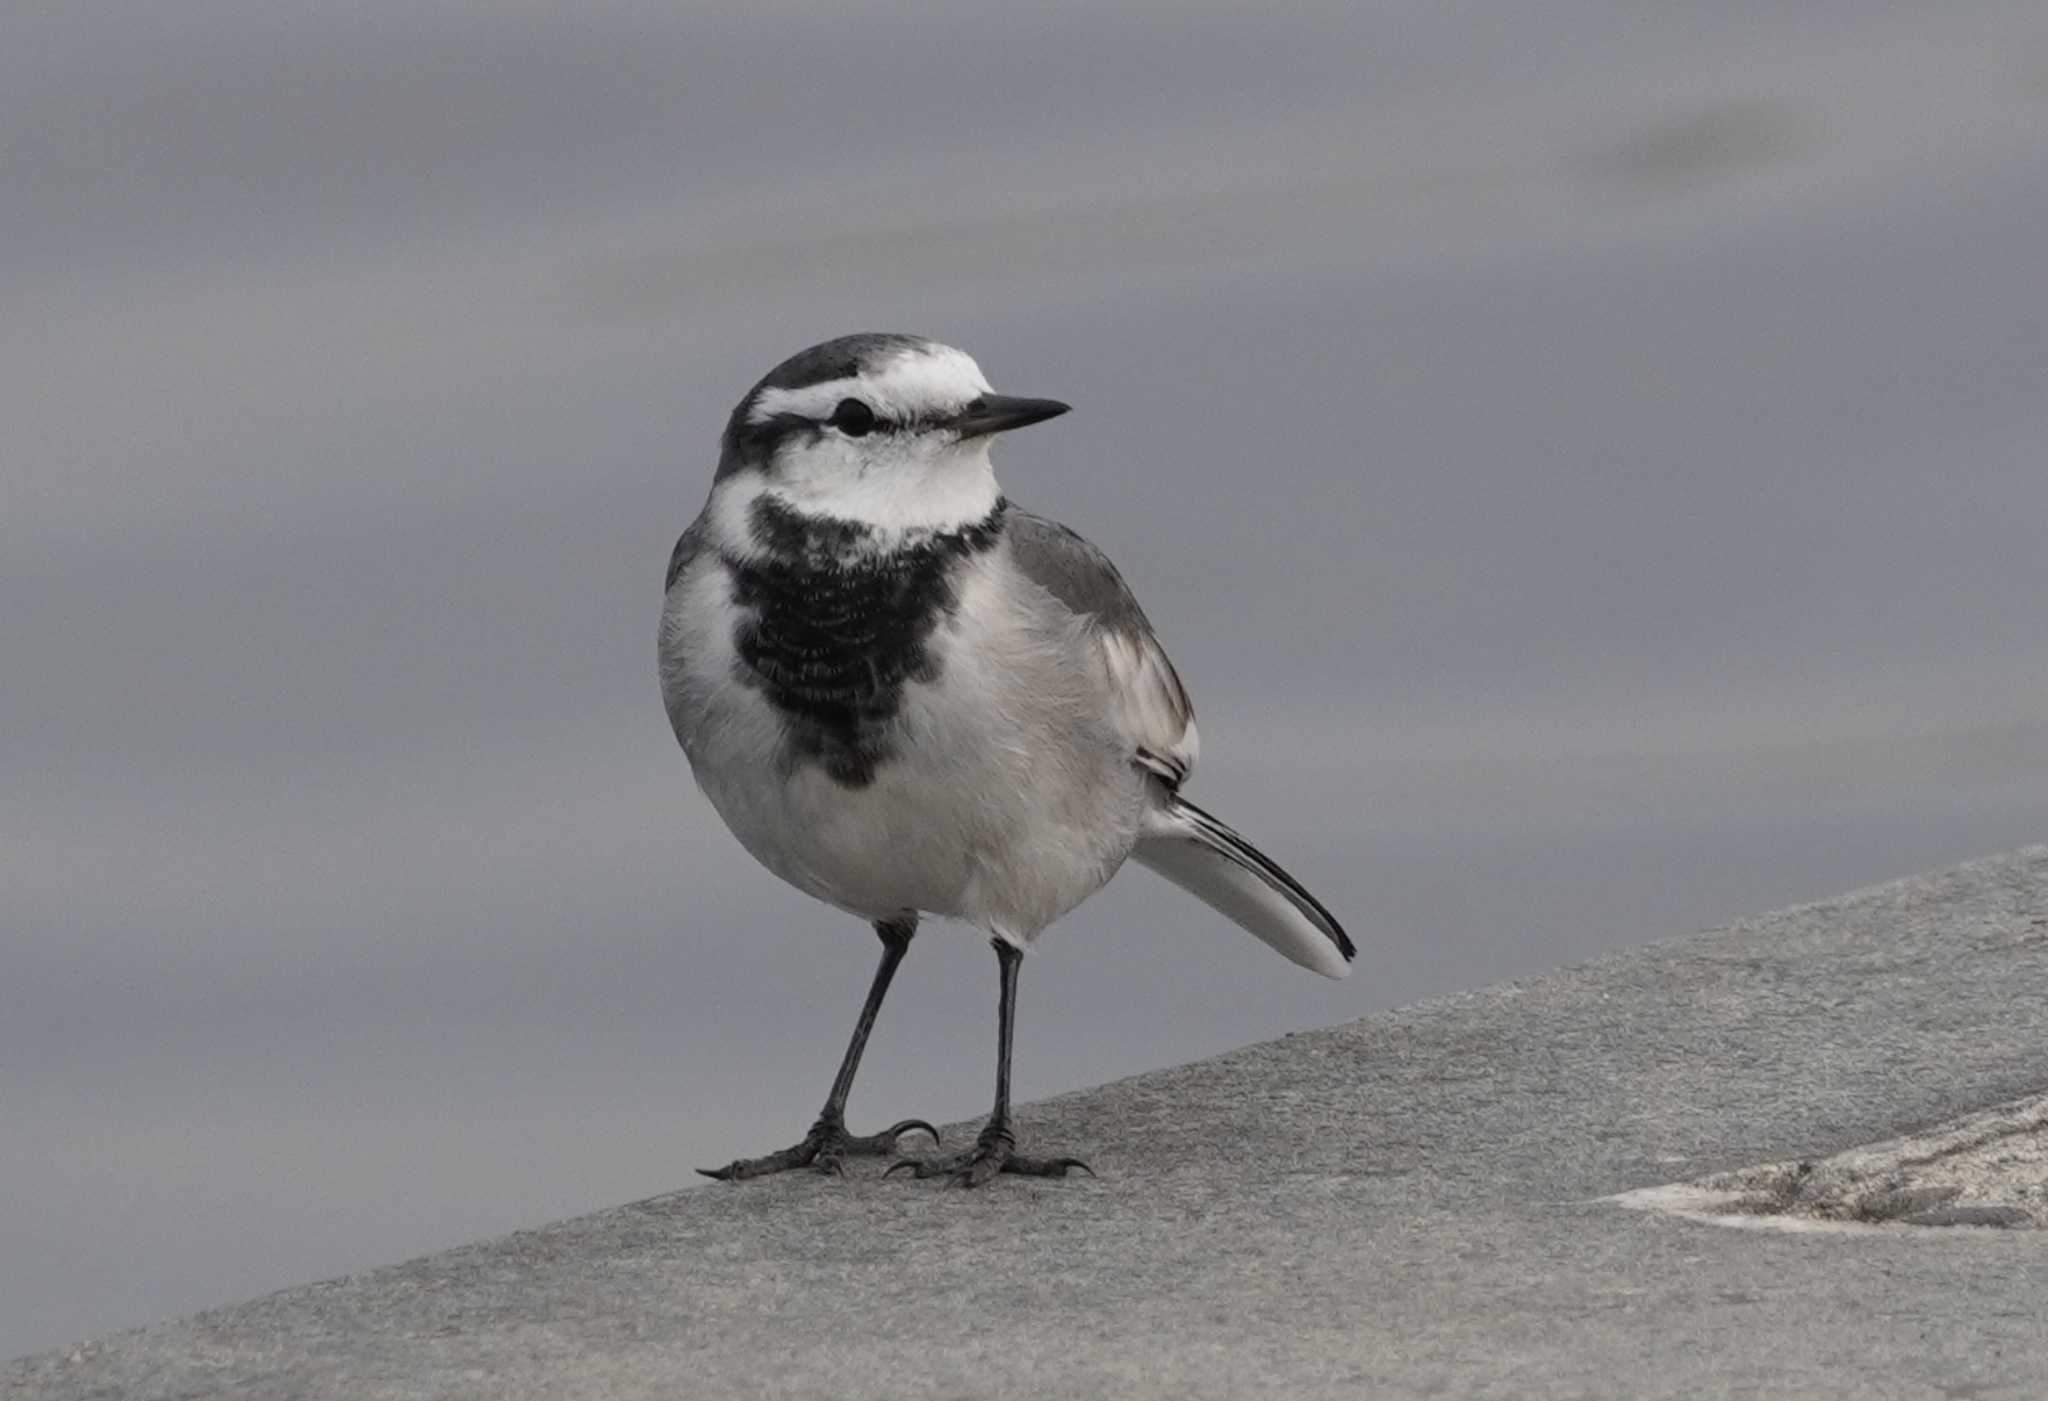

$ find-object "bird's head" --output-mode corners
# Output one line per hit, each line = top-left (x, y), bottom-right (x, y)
(714, 334), (1068, 539)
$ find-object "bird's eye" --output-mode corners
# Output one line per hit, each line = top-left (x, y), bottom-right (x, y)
(830, 399), (876, 437)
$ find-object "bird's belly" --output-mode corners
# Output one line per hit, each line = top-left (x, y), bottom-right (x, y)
(692, 735), (973, 920)
(692, 704), (1139, 936)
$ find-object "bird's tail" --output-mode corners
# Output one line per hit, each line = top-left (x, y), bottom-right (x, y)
(1133, 795), (1354, 979)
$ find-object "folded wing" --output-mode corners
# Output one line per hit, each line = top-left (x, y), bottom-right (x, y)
(1006, 509), (1351, 978)
(1006, 509), (1198, 787)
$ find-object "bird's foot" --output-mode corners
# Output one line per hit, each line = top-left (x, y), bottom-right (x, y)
(886, 1121), (1092, 1188)
(697, 1113), (939, 1181)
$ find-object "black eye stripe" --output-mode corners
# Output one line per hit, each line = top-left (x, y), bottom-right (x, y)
(830, 398), (877, 436)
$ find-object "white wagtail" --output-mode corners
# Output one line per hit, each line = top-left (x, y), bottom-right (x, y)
(660, 333), (1352, 1187)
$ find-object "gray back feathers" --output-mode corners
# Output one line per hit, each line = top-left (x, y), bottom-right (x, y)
(1005, 510), (1148, 631)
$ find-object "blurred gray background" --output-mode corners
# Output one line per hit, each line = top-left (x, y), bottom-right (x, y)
(6, 0), (2047, 1359)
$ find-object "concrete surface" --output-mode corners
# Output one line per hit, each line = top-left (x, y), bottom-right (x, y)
(9, 846), (2048, 1400)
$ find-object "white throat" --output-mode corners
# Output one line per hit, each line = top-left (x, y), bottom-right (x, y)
(710, 444), (1002, 561)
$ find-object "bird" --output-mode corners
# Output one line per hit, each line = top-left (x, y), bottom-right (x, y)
(659, 333), (1353, 1187)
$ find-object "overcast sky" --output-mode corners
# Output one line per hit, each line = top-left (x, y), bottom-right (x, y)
(6, 0), (2048, 1359)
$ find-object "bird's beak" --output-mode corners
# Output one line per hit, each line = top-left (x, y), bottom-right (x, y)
(954, 395), (1071, 439)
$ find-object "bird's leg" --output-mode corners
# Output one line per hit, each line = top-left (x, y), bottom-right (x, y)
(698, 917), (938, 1180)
(889, 938), (1092, 1187)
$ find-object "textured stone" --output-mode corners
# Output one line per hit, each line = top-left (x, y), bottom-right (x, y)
(1617, 1092), (2048, 1230)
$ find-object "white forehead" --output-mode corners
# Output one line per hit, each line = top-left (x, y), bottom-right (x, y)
(747, 343), (992, 426)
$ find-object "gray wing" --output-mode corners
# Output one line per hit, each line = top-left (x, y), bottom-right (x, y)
(1007, 509), (1199, 787)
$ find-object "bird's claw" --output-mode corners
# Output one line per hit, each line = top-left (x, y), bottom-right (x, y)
(888, 1127), (1093, 1187)
(856, 1118), (940, 1154)
(697, 1114), (939, 1181)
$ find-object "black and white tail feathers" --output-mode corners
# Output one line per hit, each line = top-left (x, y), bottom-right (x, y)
(1134, 796), (1354, 979)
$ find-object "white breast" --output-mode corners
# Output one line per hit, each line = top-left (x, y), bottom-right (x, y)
(662, 545), (1148, 941)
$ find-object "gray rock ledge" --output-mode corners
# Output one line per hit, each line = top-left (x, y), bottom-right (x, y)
(9, 846), (2048, 1400)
